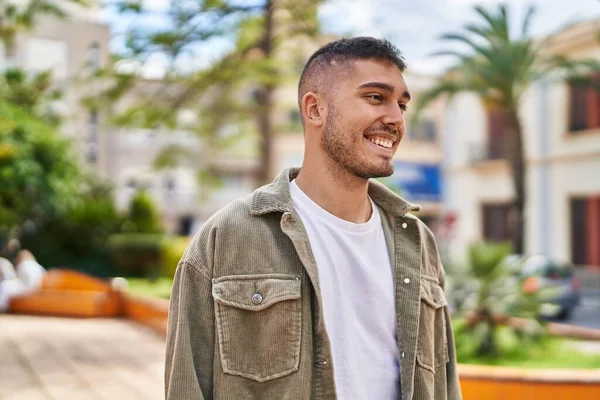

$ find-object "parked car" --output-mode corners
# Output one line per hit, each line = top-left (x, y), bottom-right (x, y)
(504, 254), (581, 320)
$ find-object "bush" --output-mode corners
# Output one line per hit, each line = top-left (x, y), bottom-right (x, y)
(122, 190), (163, 233)
(161, 236), (190, 278)
(446, 241), (546, 361)
(108, 233), (165, 278)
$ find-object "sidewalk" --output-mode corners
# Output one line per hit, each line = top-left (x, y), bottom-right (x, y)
(0, 315), (165, 400)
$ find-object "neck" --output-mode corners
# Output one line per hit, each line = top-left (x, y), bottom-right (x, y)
(295, 159), (372, 224)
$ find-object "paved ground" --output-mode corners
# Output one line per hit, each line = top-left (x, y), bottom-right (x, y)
(0, 315), (165, 400)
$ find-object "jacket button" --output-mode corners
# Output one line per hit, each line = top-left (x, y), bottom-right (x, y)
(401, 352), (405, 358)
(251, 293), (263, 304)
(402, 222), (408, 229)
(404, 278), (410, 284)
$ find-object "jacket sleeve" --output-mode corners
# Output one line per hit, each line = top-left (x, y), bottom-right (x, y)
(165, 261), (215, 400)
(439, 265), (462, 400)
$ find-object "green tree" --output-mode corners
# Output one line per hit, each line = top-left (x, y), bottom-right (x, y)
(91, 0), (323, 187)
(0, 68), (62, 125)
(123, 190), (164, 233)
(414, 4), (599, 254)
(0, 100), (79, 230)
(0, 100), (122, 274)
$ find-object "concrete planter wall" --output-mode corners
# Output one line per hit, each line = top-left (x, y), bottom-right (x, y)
(121, 294), (169, 337)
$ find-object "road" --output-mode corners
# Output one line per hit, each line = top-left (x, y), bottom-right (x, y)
(563, 289), (600, 330)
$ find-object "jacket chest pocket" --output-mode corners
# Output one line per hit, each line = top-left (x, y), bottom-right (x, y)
(416, 279), (449, 373)
(212, 274), (302, 383)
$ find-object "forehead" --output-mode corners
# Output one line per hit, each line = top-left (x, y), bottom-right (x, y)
(341, 59), (407, 93)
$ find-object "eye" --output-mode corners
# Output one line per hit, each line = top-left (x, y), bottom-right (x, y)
(399, 103), (408, 112)
(366, 94), (383, 102)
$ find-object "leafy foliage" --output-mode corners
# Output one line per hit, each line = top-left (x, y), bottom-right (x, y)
(446, 242), (545, 360)
(0, 68), (63, 125)
(160, 235), (190, 278)
(0, 100), (122, 275)
(122, 190), (164, 234)
(90, 0), (323, 187)
(0, 100), (79, 229)
(107, 233), (165, 278)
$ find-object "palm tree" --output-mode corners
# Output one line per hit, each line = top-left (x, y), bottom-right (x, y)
(415, 4), (599, 254)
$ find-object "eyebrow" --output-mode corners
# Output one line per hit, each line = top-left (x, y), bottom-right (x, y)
(357, 82), (411, 101)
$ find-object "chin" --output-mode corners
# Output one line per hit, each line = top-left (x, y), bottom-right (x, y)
(350, 164), (394, 180)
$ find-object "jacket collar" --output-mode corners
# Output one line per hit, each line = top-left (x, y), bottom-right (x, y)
(250, 168), (420, 217)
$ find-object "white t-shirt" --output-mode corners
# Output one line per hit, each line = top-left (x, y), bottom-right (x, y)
(290, 180), (400, 400)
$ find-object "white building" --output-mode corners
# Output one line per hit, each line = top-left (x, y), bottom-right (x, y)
(442, 19), (600, 268)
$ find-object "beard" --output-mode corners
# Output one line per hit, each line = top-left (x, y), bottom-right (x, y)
(321, 105), (395, 180)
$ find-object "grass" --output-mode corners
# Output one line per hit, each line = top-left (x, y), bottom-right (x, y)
(127, 277), (173, 300)
(459, 338), (600, 369)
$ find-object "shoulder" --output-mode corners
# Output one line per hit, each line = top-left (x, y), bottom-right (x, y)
(178, 192), (262, 278)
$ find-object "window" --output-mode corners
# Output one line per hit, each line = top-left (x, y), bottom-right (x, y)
(178, 216), (195, 236)
(569, 75), (600, 133)
(87, 125), (98, 144)
(89, 110), (98, 125)
(165, 176), (176, 193)
(570, 196), (600, 266)
(26, 38), (68, 80)
(88, 42), (101, 70)
(86, 146), (97, 164)
(482, 202), (514, 243)
(88, 111), (98, 144)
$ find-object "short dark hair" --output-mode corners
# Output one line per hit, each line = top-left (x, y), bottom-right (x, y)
(298, 37), (406, 108)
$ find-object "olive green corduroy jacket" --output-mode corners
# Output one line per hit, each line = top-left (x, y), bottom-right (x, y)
(165, 168), (461, 400)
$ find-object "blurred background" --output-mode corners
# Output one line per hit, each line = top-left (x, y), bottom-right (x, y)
(1, 0), (600, 398)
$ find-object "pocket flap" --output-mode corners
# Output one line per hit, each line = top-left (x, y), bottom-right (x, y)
(420, 280), (448, 309)
(212, 274), (301, 312)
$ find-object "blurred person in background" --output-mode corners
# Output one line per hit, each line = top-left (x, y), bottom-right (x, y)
(13, 250), (47, 290)
(0, 257), (18, 282)
(166, 37), (460, 400)
(0, 257), (20, 312)
(0, 257), (21, 312)
(0, 251), (46, 312)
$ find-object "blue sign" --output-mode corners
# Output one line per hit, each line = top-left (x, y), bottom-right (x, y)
(386, 162), (442, 202)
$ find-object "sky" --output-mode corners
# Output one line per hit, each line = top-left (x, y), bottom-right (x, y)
(100, 0), (600, 77)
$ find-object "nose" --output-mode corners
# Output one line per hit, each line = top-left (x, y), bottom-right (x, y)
(382, 104), (405, 136)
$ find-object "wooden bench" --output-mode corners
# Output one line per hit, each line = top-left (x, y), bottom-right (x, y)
(9, 269), (122, 318)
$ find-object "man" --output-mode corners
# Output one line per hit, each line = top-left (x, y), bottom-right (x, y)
(165, 37), (461, 400)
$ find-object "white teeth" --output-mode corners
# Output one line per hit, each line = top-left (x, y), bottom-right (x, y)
(368, 137), (392, 149)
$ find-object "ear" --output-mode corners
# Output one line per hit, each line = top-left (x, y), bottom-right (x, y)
(301, 92), (325, 128)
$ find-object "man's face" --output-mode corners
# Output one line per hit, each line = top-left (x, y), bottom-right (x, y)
(321, 59), (410, 179)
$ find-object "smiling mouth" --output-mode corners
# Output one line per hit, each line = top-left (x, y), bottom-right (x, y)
(366, 136), (393, 149)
